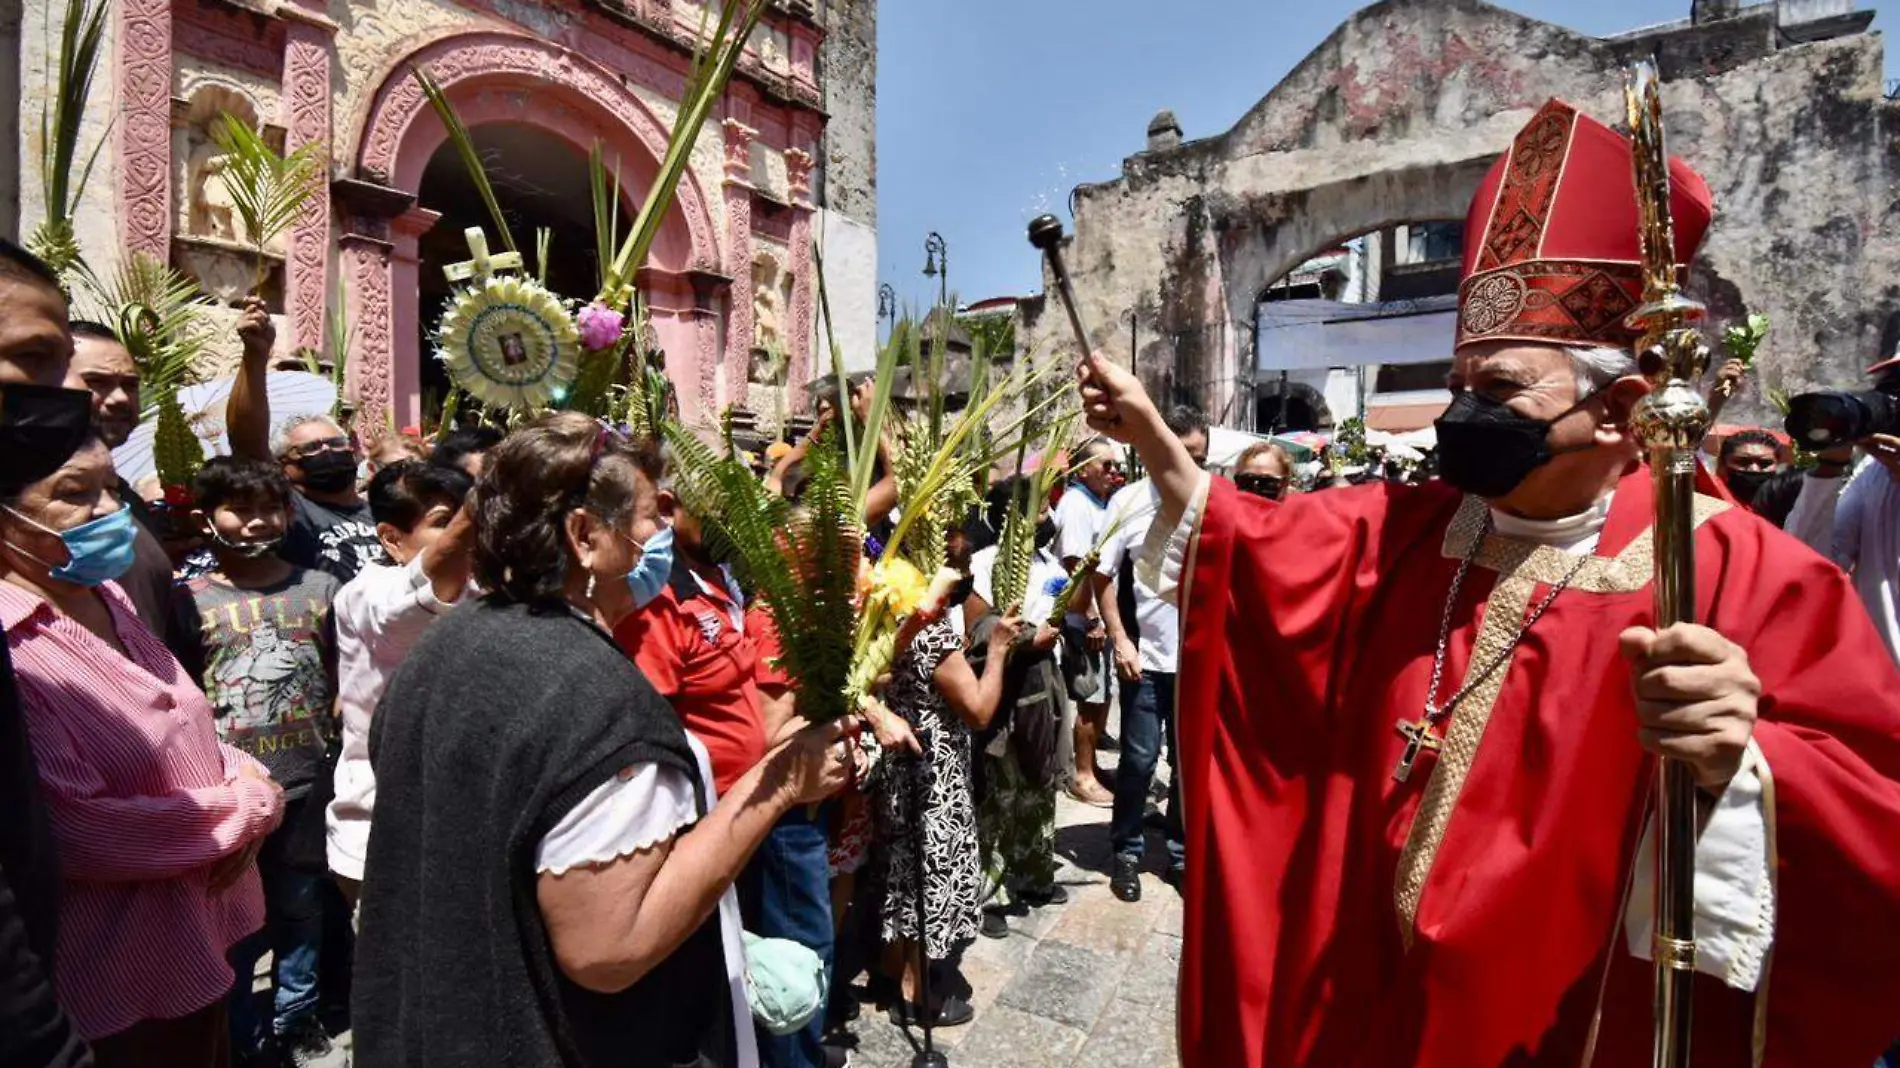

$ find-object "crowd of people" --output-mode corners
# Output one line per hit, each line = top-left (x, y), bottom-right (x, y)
(5, 91), (1900, 1068)
(0, 230), (1248, 1068)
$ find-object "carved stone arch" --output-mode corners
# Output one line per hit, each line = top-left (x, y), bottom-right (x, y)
(352, 30), (718, 273)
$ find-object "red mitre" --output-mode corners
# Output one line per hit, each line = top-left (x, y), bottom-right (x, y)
(1455, 98), (1714, 353)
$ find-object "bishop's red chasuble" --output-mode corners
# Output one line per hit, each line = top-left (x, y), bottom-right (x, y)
(1172, 470), (1900, 1066)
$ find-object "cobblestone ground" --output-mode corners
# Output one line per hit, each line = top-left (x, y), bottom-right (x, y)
(835, 750), (1184, 1068)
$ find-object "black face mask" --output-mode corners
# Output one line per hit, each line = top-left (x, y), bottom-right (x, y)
(0, 384), (95, 487)
(1433, 390), (1589, 499)
(296, 449), (358, 493)
(1724, 468), (1773, 504)
(1034, 517), (1058, 549)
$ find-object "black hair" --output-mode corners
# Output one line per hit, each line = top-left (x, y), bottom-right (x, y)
(0, 237), (63, 293)
(0, 429), (108, 503)
(192, 455), (293, 513)
(1163, 404), (1209, 440)
(68, 320), (120, 343)
(472, 412), (661, 607)
(431, 426), (504, 474)
(1719, 428), (1781, 463)
(368, 459), (472, 532)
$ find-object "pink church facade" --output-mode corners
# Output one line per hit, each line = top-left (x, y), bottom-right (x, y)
(108, 0), (860, 435)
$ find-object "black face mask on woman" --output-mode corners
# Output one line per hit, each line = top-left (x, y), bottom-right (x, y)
(1433, 389), (1593, 500)
(296, 449), (359, 494)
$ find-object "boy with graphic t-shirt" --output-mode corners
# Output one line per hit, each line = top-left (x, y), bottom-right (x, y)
(179, 456), (340, 1067)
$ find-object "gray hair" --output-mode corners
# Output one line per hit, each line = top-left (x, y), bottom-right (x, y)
(269, 413), (345, 458)
(1567, 345), (1638, 399)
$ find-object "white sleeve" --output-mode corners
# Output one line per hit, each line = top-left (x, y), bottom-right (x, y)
(1785, 472), (1846, 564)
(346, 558), (455, 641)
(1832, 463), (1878, 569)
(1053, 493), (1096, 562)
(1095, 493), (1132, 576)
(1135, 473), (1211, 605)
(1623, 739), (1775, 992)
(970, 547), (997, 609)
(535, 763), (699, 875)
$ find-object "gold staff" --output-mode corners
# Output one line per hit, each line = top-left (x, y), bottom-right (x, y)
(1623, 61), (1705, 1068)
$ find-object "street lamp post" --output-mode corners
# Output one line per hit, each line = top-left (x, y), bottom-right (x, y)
(921, 231), (948, 308)
(877, 282), (896, 332)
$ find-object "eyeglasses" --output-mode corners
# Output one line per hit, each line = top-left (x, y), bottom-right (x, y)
(1235, 474), (1286, 501)
(283, 436), (351, 461)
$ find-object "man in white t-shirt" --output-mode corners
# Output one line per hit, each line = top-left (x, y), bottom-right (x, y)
(326, 460), (475, 895)
(1051, 437), (1121, 805)
(1093, 406), (1208, 902)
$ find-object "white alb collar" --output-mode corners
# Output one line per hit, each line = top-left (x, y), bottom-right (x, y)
(1489, 492), (1613, 550)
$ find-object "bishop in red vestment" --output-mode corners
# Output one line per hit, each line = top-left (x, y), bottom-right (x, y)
(1078, 98), (1900, 1067)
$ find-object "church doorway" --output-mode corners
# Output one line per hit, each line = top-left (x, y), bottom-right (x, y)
(413, 122), (624, 421)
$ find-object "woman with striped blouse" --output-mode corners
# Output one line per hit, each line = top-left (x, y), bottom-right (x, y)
(1, 432), (283, 1068)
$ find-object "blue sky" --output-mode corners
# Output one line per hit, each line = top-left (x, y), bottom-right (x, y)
(872, 1), (1894, 310)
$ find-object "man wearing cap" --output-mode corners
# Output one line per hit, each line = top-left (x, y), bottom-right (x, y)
(1078, 99), (1900, 1066)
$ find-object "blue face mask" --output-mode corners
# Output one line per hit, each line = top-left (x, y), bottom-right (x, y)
(624, 526), (675, 609)
(4, 503), (140, 587)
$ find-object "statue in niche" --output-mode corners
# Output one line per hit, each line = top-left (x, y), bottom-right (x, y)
(188, 142), (242, 243)
(752, 250), (784, 353)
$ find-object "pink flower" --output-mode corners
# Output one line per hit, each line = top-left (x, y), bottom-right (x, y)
(577, 301), (625, 352)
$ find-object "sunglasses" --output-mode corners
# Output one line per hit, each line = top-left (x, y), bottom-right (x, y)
(283, 435), (351, 460)
(1235, 474), (1286, 500)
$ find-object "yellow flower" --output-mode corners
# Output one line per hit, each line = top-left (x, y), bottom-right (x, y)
(869, 557), (930, 618)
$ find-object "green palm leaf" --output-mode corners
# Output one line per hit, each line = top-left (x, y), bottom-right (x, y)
(209, 113), (323, 293)
(28, 0), (109, 282)
(74, 252), (216, 415)
(602, 0), (768, 302)
(412, 69), (514, 257)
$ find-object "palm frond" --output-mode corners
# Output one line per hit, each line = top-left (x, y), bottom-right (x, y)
(74, 252), (216, 414)
(989, 412), (1077, 613)
(602, 0), (767, 302)
(209, 113), (323, 291)
(411, 69), (515, 256)
(28, 0), (108, 282)
(325, 271), (354, 418)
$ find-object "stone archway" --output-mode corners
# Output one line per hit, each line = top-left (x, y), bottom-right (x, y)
(1027, 0), (1900, 429)
(342, 31), (723, 431)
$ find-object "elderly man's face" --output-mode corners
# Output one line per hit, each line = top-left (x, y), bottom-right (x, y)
(70, 334), (141, 449)
(1443, 340), (1639, 514)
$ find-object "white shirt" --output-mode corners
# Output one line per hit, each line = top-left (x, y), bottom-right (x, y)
(534, 735), (757, 1068)
(1145, 474), (1774, 991)
(1052, 483), (1110, 627)
(326, 556), (456, 882)
(1786, 460), (1900, 665)
(970, 542), (1068, 623)
(1096, 479), (1180, 673)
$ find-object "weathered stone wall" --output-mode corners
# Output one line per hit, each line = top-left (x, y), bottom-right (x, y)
(817, 0), (877, 368)
(1025, 0), (1900, 429)
(1, 0), (21, 238)
(15, 0), (121, 277)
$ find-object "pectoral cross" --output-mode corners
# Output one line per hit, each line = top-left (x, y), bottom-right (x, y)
(1392, 717), (1442, 783)
(443, 227), (523, 284)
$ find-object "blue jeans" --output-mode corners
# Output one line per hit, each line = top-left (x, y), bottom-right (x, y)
(1110, 672), (1184, 869)
(746, 806), (834, 1068)
(228, 799), (324, 1053)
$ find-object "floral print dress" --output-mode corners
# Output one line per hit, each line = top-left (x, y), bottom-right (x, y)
(874, 618), (981, 960)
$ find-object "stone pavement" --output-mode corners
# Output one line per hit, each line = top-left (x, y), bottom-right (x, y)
(834, 780), (1185, 1068)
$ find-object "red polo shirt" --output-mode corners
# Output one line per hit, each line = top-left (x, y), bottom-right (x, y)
(615, 565), (766, 795)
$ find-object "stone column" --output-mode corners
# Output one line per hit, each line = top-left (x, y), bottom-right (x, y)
(784, 147), (815, 404)
(280, 8), (334, 353)
(721, 119), (757, 406)
(116, 0), (171, 260)
(340, 232), (393, 438)
(389, 205), (441, 430)
(332, 177), (416, 439)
